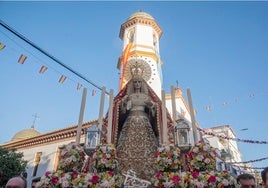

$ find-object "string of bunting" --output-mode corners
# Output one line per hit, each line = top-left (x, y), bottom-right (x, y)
(219, 163), (266, 171)
(233, 164), (266, 170)
(0, 41), (97, 96)
(219, 160), (267, 171)
(198, 128), (268, 144)
(226, 156), (268, 164)
(204, 92), (267, 112)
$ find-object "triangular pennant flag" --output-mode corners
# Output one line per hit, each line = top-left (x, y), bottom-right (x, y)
(39, 65), (47, 74)
(0, 43), (6, 50)
(18, 54), (27, 64)
(58, 75), (66, 83)
(77, 83), (82, 90)
(92, 89), (96, 96)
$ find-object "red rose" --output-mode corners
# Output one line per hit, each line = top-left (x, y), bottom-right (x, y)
(51, 176), (59, 185)
(91, 175), (99, 184)
(72, 171), (79, 179)
(208, 175), (216, 183)
(45, 171), (51, 177)
(192, 171), (199, 179)
(155, 172), (162, 179)
(172, 175), (180, 183)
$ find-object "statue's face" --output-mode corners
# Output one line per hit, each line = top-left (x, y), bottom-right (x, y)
(133, 79), (142, 90)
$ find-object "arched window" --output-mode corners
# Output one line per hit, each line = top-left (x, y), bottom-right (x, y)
(128, 29), (135, 43)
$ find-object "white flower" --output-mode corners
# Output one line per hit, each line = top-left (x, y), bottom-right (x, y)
(203, 144), (210, 151)
(164, 145), (171, 151)
(222, 179), (230, 186)
(99, 180), (110, 187)
(167, 158), (172, 164)
(194, 180), (205, 188)
(101, 158), (107, 164)
(100, 146), (107, 152)
(65, 157), (72, 163)
(192, 147), (199, 153)
(196, 154), (204, 161)
(163, 180), (174, 188)
(204, 158), (210, 164)
(61, 180), (70, 188)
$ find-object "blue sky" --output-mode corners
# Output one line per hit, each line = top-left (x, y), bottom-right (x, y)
(0, 2), (267, 170)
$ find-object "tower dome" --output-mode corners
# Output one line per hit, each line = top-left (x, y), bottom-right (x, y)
(118, 11), (163, 98)
(12, 127), (41, 141)
(127, 10), (154, 20)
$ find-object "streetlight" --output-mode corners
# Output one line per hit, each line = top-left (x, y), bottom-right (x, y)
(175, 118), (191, 152)
(84, 123), (102, 155)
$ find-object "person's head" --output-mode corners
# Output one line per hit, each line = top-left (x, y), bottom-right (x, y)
(261, 167), (268, 187)
(237, 173), (256, 188)
(5, 176), (26, 188)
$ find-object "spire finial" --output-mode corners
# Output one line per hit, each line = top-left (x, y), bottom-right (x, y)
(31, 113), (40, 128)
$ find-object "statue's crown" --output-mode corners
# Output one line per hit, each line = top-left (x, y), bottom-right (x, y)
(130, 61), (144, 79)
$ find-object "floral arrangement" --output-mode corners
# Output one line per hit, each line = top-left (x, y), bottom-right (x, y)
(92, 144), (118, 172)
(155, 144), (183, 172)
(152, 171), (188, 187)
(36, 141), (237, 188)
(36, 170), (122, 188)
(186, 141), (220, 171)
(151, 171), (237, 188)
(58, 142), (86, 172)
(36, 142), (122, 188)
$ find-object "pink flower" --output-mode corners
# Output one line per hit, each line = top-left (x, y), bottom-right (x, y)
(155, 172), (163, 179)
(208, 175), (216, 183)
(91, 175), (99, 184)
(172, 175), (180, 183)
(51, 176), (59, 185)
(72, 171), (79, 179)
(192, 171), (199, 179)
(107, 171), (114, 176)
(45, 171), (51, 177)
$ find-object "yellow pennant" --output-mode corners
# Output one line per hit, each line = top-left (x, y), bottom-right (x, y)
(39, 65), (48, 74)
(77, 83), (82, 90)
(58, 75), (67, 83)
(0, 43), (6, 50)
(18, 54), (27, 64)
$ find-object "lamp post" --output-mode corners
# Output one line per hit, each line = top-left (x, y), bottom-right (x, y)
(175, 118), (191, 153)
(84, 123), (102, 155)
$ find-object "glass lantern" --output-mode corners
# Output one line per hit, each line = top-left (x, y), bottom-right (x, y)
(175, 118), (191, 152)
(84, 124), (101, 155)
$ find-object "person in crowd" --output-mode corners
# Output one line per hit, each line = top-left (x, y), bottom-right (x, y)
(237, 173), (256, 188)
(5, 176), (26, 188)
(261, 167), (268, 188)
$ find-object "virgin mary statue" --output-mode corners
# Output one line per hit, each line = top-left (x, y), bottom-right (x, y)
(101, 68), (174, 180)
(115, 76), (161, 181)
